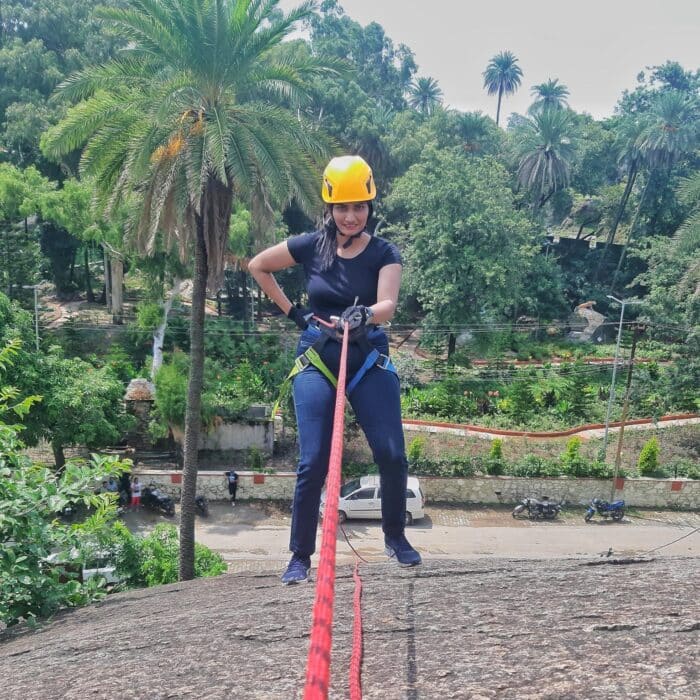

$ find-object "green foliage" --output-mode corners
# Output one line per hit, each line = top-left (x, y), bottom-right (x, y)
(507, 454), (562, 477)
(0, 0), (123, 169)
(638, 436), (660, 476)
(486, 439), (505, 475)
(100, 344), (138, 384)
(31, 349), (131, 467)
(403, 381), (477, 422)
(152, 351), (189, 428)
(392, 351), (421, 391)
(560, 437), (586, 476)
(248, 447), (264, 473)
(666, 459), (700, 480)
(388, 148), (536, 328)
(135, 302), (165, 333)
(0, 164), (54, 295)
(407, 437), (426, 467)
(505, 377), (535, 420)
(107, 523), (226, 588)
(0, 391), (130, 626)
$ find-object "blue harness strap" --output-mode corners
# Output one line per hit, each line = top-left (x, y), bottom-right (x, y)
(345, 348), (396, 394)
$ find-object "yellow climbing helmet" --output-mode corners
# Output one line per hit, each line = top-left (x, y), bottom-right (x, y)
(321, 155), (376, 204)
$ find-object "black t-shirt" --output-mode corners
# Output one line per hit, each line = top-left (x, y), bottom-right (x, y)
(286, 231), (402, 321)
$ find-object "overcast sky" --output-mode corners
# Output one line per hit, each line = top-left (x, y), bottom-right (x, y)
(278, 0), (700, 121)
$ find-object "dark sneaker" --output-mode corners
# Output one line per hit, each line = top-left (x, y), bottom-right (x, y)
(281, 554), (311, 585)
(385, 534), (422, 567)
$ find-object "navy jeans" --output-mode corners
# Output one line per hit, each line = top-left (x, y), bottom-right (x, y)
(289, 326), (408, 557)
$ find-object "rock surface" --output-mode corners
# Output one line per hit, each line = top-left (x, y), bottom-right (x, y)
(1, 557), (698, 699)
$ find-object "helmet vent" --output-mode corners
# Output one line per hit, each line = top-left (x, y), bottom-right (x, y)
(325, 179), (333, 198)
(365, 176), (373, 194)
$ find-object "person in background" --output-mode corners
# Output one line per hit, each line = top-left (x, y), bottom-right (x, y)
(130, 476), (142, 510)
(224, 470), (238, 507)
(249, 155), (421, 585)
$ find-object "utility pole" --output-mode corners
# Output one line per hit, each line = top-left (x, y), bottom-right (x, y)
(600, 295), (642, 461)
(610, 324), (646, 501)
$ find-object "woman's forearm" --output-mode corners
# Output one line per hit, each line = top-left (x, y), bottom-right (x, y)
(368, 299), (396, 325)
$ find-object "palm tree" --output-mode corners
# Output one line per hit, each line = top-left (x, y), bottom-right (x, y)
(455, 111), (497, 155)
(408, 76), (443, 116)
(592, 116), (645, 282)
(42, 0), (335, 580)
(515, 108), (575, 208)
(482, 50), (523, 127)
(610, 90), (699, 290)
(530, 78), (569, 112)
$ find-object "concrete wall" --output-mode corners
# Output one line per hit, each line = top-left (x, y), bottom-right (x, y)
(171, 421), (274, 453)
(134, 470), (700, 509)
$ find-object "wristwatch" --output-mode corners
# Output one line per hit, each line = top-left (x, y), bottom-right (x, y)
(365, 306), (375, 323)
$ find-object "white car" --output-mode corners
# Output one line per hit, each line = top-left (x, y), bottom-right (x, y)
(321, 475), (425, 525)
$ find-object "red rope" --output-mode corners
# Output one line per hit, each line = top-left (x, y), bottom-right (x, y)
(304, 323), (351, 699)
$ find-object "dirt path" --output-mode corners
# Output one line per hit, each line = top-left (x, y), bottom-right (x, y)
(122, 503), (700, 574)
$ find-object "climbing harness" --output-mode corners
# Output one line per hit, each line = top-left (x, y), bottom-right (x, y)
(271, 316), (397, 419)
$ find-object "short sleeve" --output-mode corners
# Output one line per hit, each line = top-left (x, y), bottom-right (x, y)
(286, 231), (320, 264)
(379, 240), (402, 267)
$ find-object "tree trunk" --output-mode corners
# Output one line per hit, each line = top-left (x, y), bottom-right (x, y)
(179, 212), (208, 581)
(495, 85), (504, 127)
(83, 247), (95, 303)
(110, 257), (124, 324)
(610, 173), (654, 293)
(52, 440), (66, 473)
(242, 270), (249, 329)
(151, 277), (182, 380)
(104, 246), (112, 312)
(69, 249), (76, 284)
(594, 162), (638, 282)
(447, 332), (456, 361)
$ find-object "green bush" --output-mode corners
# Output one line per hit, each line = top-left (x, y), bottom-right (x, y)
(508, 454), (562, 477)
(666, 459), (700, 480)
(110, 523), (226, 588)
(403, 381), (477, 422)
(486, 439), (505, 475)
(638, 436), (660, 476)
(248, 446), (263, 472)
(407, 436), (426, 466)
(342, 461), (377, 480)
(560, 437), (587, 477)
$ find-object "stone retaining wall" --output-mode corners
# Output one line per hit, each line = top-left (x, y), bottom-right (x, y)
(135, 470), (700, 509)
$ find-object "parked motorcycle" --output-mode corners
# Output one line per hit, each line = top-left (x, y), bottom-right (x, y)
(142, 483), (176, 517)
(584, 497), (625, 522)
(512, 496), (562, 520)
(195, 494), (209, 517)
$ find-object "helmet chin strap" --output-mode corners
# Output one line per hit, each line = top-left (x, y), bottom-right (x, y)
(339, 229), (365, 249)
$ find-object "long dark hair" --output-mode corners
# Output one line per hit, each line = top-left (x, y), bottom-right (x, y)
(316, 203), (374, 271)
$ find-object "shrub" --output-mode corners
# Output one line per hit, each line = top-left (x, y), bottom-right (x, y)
(560, 437), (588, 477)
(407, 436), (426, 466)
(486, 439), (505, 475)
(638, 437), (660, 476)
(402, 381), (477, 422)
(508, 454), (562, 477)
(248, 446), (263, 472)
(135, 524), (226, 587)
(667, 459), (700, 480)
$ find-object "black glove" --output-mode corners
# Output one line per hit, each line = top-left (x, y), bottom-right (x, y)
(287, 304), (312, 330)
(339, 305), (373, 331)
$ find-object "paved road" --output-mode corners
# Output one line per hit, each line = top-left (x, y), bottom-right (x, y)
(122, 502), (700, 574)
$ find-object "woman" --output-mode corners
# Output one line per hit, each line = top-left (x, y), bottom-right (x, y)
(249, 155), (421, 584)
